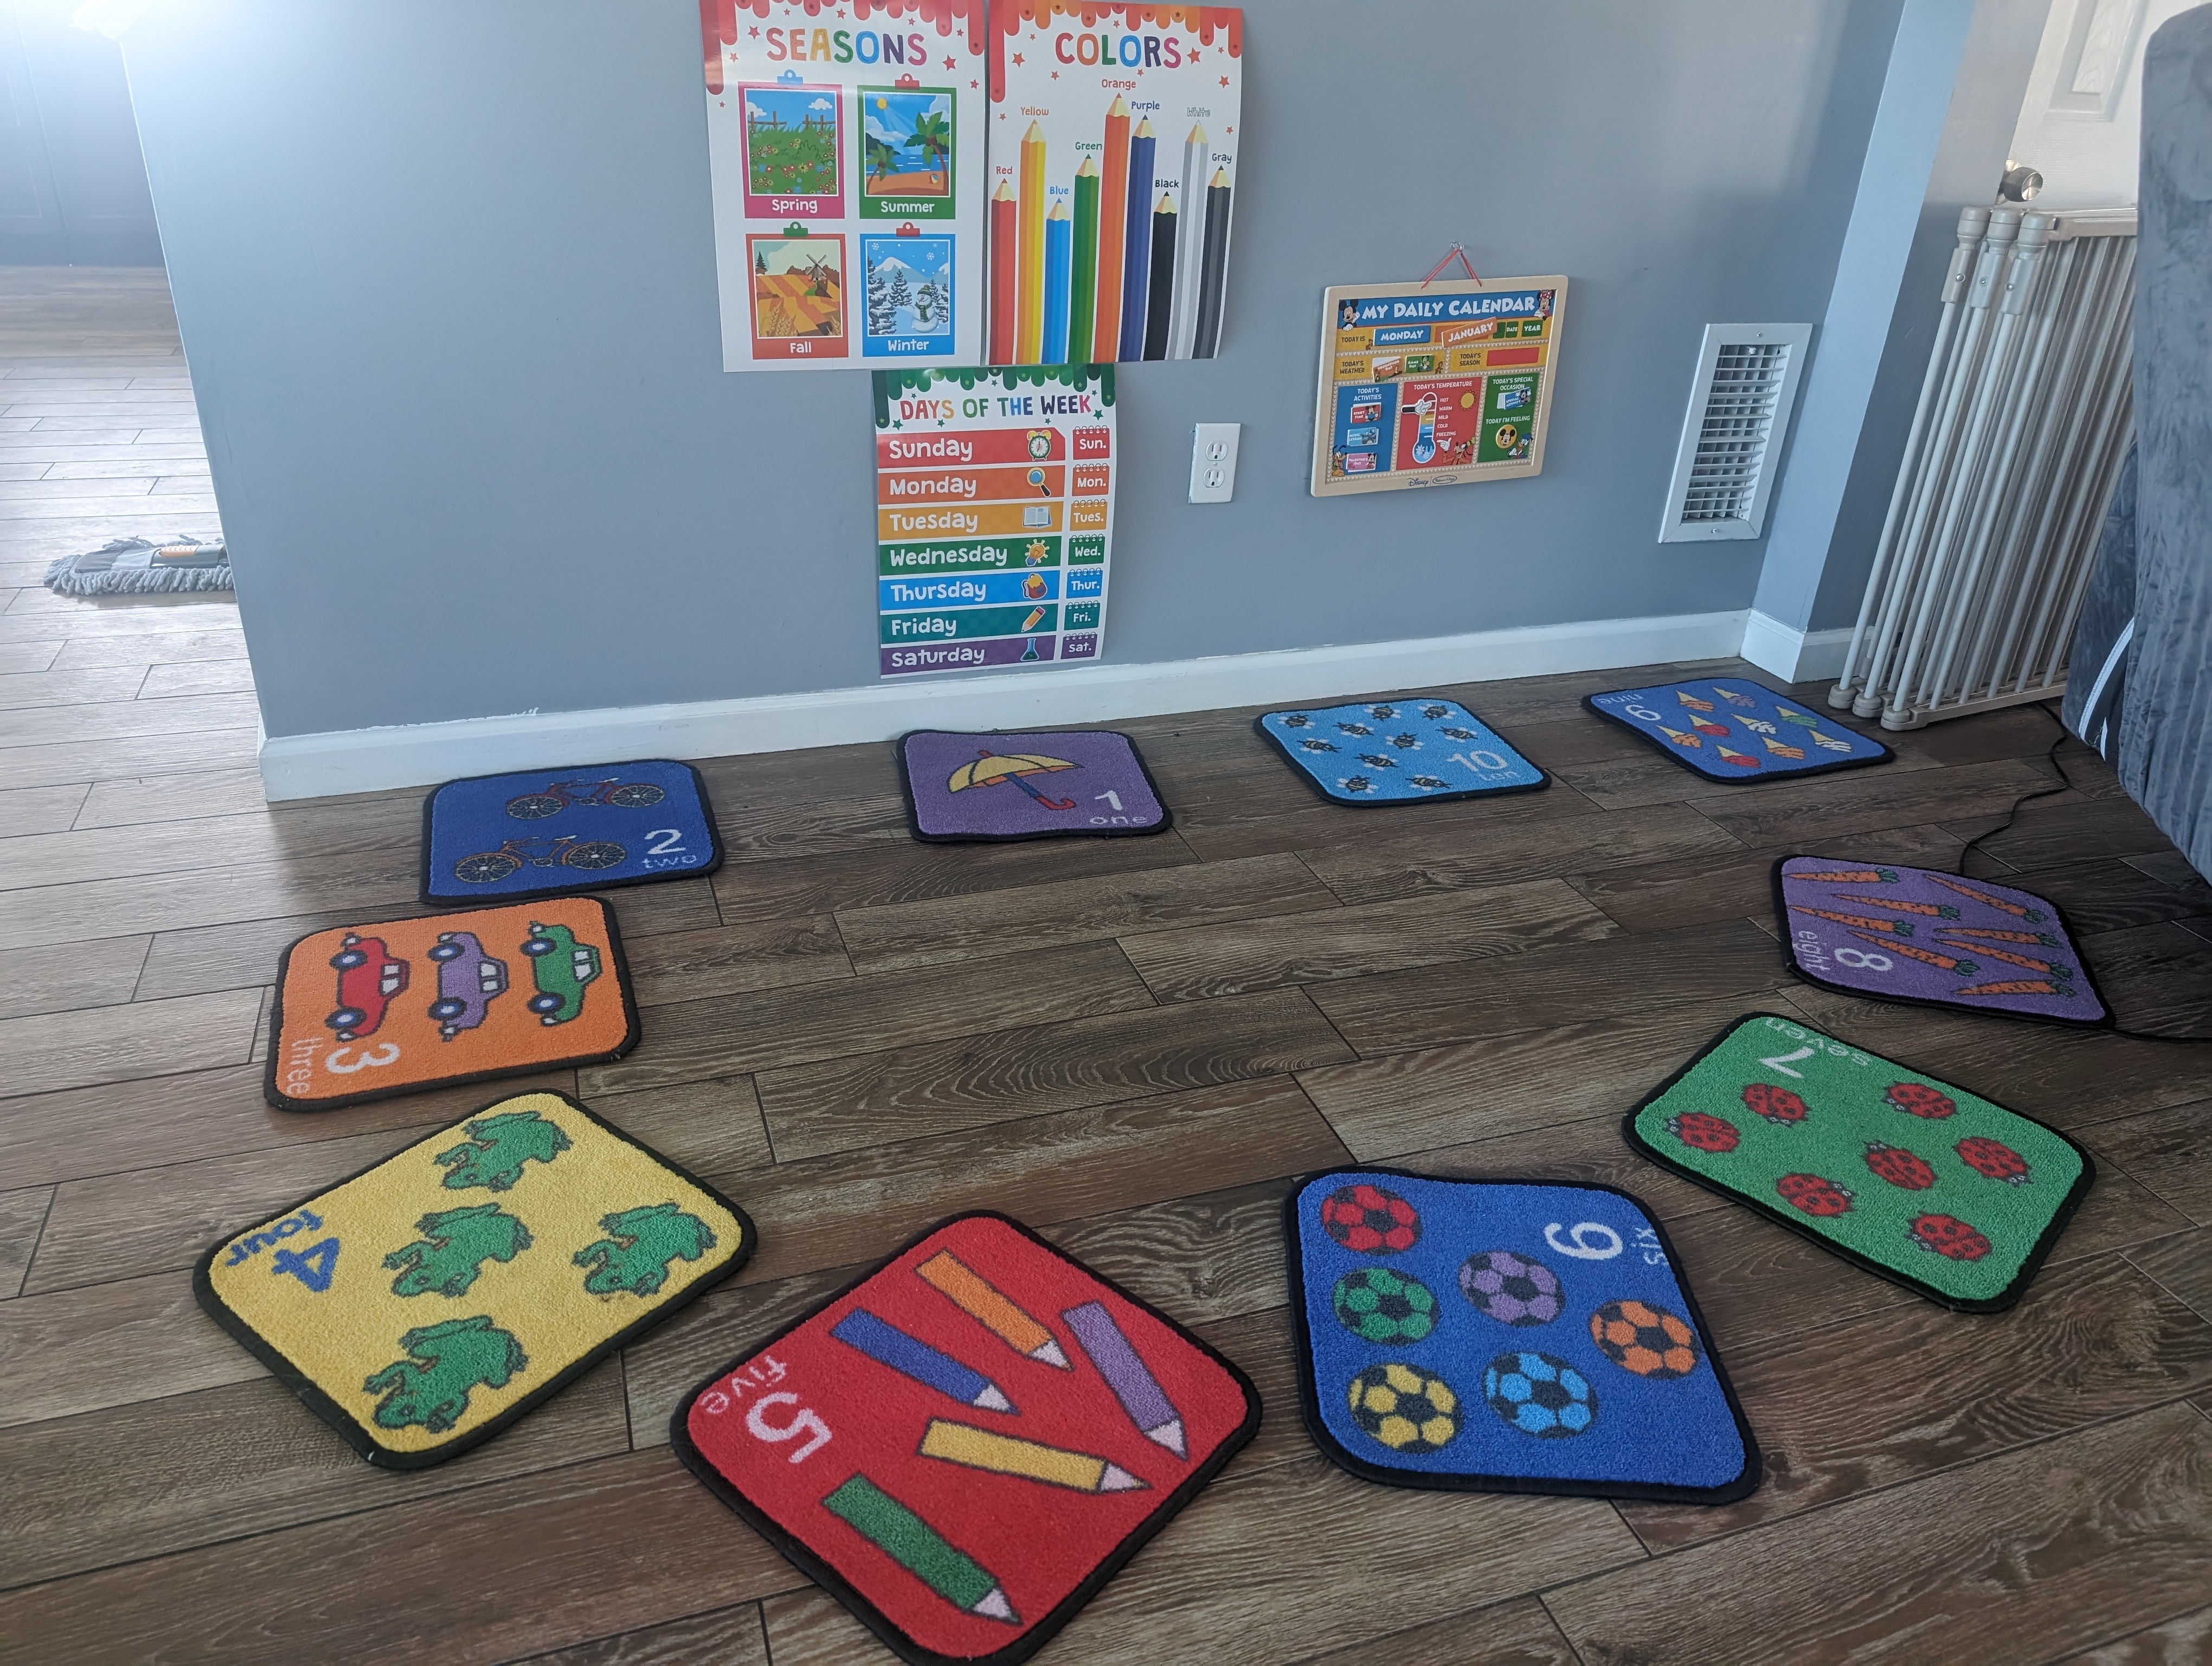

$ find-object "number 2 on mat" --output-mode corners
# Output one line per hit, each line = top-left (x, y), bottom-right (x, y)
(1759, 1045), (1817, 1078)
(271, 1238), (340, 1292)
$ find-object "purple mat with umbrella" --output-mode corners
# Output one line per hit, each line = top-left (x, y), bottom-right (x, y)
(897, 730), (1171, 842)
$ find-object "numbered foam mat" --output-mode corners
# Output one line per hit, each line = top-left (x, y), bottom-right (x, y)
(265, 897), (639, 1111)
(195, 1090), (752, 1468)
(422, 758), (722, 904)
(1585, 677), (1891, 781)
(1626, 1014), (2094, 1311)
(1774, 856), (2111, 1027)
(672, 1213), (1258, 1666)
(1285, 1170), (1757, 1503)
(897, 729), (1170, 842)
(1256, 697), (1545, 804)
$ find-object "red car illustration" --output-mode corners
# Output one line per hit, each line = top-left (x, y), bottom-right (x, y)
(327, 934), (409, 1041)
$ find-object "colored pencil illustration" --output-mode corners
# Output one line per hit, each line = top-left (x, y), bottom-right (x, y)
(1168, 125), (1207, 357)
(1193, 168), (1231, 357)
(989, 181), (1017, 365)
(1094, 97), (1130, 360)
(918, 1419), (1147, 1493)
(916, 1250), (1071, 1367)
(822, 1475), (1020, 1625)
(1069, 158), (1099, 364)
(1042, 200), (1071, 365)
(830, 1309), (1016, 1412)
(1142, 194), (1178, 360)
(1017, 120), (1046, 363)
(1115, 119), (1155, 361)
(1062, 1299), (1186, 1457)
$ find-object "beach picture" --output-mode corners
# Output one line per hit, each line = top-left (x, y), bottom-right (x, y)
(862, 85), (954, 215)
(739, 80), (844, 220)
(748, 232), (848, 359)
(861, 233), (954, 356)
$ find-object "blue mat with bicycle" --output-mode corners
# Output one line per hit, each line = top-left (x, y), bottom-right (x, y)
(422, 760), (723, 904)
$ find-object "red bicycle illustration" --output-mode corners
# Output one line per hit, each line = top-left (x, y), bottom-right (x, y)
(453, 834), (627, 885)
(505, 777), (666, 819)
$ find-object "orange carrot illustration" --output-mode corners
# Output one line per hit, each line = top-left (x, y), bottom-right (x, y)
(1792, 907), (1913, 937)
(1954, 979), (2070, 998)
(1937, 940), (2070, 977)
(1925, 874), (2045, 921)
(1849, 930), (1973, 972)
(1832, 893), (1959, 919)
(1791, 868), (1897, 884)
(1935, 927), (2059, 945)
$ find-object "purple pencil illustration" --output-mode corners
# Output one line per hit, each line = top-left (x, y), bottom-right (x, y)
(1115, 119), (1156, 361)
(1062, 1299), (1186, 1458)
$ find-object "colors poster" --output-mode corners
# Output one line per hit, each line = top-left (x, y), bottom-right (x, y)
(872, 365), (1115, 677)
(988, 4), (1242, 365)
(699, 0), (988, 370)
(1309, 275), (1571, 496)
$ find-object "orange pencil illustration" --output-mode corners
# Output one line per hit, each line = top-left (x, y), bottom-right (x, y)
(1094, 96), (1129, 358)
(917, 1250), (1071, 1368)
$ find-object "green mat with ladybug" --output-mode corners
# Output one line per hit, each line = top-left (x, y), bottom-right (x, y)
(1625, 1015), (2093, 1312)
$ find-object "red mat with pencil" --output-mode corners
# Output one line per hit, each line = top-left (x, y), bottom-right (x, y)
(671, 1213), (1259, 1666)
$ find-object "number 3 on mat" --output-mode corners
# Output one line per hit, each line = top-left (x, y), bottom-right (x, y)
(272, 1238), (340, 1292)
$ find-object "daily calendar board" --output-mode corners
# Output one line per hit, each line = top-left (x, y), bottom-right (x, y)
(1310, 275), (1569, 497)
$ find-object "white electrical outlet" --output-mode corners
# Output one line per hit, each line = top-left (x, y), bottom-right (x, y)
(1189, 422), (1239, 503)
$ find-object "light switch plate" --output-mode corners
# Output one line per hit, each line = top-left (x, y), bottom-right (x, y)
(1189, 422), (1239, 503)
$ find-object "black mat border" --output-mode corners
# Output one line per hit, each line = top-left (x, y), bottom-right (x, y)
(1769, 855), (2117, 1031)
(418, 758), (725, 905)
(668, 1209), (1262, 1666)
(193, 1088), (755, 1470)
(1282, 1168), (1760, 1504)
(1622, 1011), (2097, 1315)
(893, 728), (1175, 844)
(1582, 678), (1894, 785)
(1252, 697), (1552, 808)
(262, 895), (642, 1112)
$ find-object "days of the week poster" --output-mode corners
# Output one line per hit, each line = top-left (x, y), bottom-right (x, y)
(988, 3), (1241, 364)
(873, 366), (1115, 675)
(699, 0), (988, 370)
(1309, 276), (1571, 496)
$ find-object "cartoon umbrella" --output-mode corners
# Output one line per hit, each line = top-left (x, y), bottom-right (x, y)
(947, 748), (1079, 810)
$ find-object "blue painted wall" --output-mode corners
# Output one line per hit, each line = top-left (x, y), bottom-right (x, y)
(124, 0), (1905, 739)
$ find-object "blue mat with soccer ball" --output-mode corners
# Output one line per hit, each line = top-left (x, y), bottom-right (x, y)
(1285, 1170), (1758, 1502)
(422, 760), (723, 904)
(1585, 677), (1891, 781)
(1256, 698), (1546, 805)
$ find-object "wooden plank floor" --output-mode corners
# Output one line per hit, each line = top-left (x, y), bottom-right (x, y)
(2, 270), (2210, 1665)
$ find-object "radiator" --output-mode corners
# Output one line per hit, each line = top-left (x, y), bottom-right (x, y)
(1830, 203), (2136, 729)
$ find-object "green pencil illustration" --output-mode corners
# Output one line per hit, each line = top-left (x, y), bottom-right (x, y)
(823, 1474), (1020, 1625)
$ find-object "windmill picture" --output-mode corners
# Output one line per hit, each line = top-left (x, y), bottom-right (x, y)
(747, 230), (847, 356)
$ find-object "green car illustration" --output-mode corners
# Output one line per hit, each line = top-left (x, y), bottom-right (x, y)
(519, 922), (601, 1025)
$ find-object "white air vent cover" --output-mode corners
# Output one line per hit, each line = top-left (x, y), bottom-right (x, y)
(1658, 323), (1812, 543)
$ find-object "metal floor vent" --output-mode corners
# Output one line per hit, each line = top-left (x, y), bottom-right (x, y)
(1658, 323), (1812, 542)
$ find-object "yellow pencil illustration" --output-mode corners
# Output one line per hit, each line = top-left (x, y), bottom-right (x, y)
(919, 1419), (1147, 1492)
(1017, 121), (1046, 363)
(917, 1250), (1072, 1368)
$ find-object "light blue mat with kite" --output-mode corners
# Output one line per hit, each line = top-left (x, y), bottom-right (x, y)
(1256, 698), (1545, 805)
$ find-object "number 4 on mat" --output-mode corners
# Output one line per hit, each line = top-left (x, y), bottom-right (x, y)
(272, 1238), (340, 1292)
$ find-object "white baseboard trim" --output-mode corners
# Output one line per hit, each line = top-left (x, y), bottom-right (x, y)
(1740, 610), (1855, 684)
(257, 608), (1756, 800)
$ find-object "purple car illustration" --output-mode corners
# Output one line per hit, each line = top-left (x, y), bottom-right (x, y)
(424, 931), (509, 1041)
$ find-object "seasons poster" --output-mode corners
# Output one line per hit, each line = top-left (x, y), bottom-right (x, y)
(988, 3), (1242, 364)
(699, 0), (988, 370)
(872, 366), (1115, 676)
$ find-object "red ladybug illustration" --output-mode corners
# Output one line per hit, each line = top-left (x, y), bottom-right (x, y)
(1320, 1182), (1421, 1253)
(1666, 1112), (1741, 1154)
(1886, 1081), (1957, 1119)
(1776, 1172), (1856, 1217)
(1742, 1082), (1810, 1126)
(1908, 1213), (1991, 1261)
(1863, 1141), (1937, 1190)
(1955, 1136), (2032, 1185)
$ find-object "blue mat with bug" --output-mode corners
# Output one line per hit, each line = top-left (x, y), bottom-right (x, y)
(1256, 698), (1545, 804)
(1585, 677), (1890, 781)
(1285, 1170), (1758, 1502)
(422, 760), (722, 904)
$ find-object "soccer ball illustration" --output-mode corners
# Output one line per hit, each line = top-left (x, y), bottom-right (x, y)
(1742, 1082), (1810, 1126)
(1320, 1183), (1421, 1253)
(1908, 1213), (1991, 1260)
(1887, 1081), (1957, 1120)
(1345, 1362), (1461, 1451)
(1458, 1250), (1564, 1325)
(1955, 1136), (2031, 1184)
(1332, 1267), (1439, 1344)
(1776, 1172), (1856, 1217)
(1589, 1299), (1702, 1379)
(1863, 1141), (1937, 1190)
(1483, 1350), (1597, 1438)
(1667, 1111), (1741, 1154)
